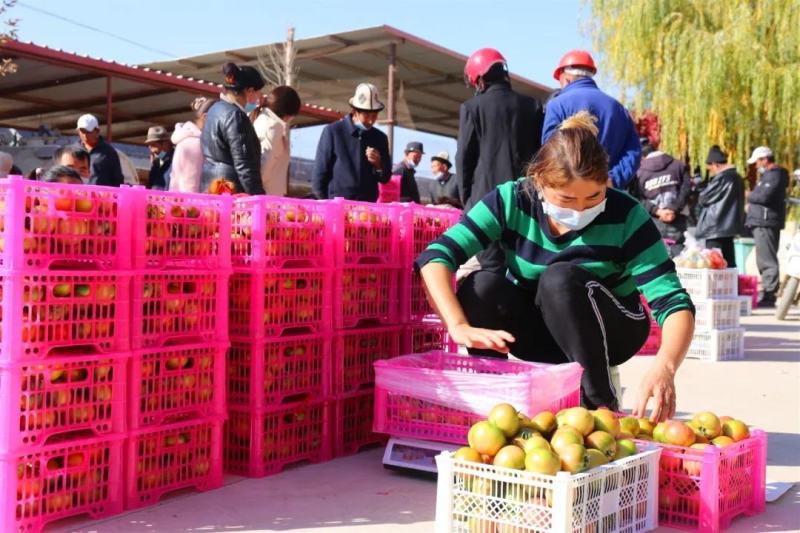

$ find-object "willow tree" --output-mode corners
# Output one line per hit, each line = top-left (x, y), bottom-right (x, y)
(587, 0), (800, 171)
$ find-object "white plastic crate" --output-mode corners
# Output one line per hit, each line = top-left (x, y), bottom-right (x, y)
(687, 328), (744, 361)
(676, 268), (738, 299)
(738, 295), (753, 316)
(435, 445), (661, 533)
(692, 298), (741, 329)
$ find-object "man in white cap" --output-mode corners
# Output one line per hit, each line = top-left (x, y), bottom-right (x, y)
(746, 146), (789, 307)
(430, 151), (461, 207)
(312, 83), (391, 201)
(76, 114), (124, 187)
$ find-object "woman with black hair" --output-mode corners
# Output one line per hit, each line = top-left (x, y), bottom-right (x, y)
(252, 85), (301, 196)
(201, 62), (266, 194)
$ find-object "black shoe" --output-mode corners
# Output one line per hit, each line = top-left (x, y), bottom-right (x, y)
(757, 298), (776, 308)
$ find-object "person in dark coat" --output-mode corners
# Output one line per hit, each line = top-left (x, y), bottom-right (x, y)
(458, 48), (544, 273)
(630, 139), (691, 256)
(76, 114), (125, 187)
(385, 141), (423, 203)
(696, 146), (745, 267)
(201, 62), (265, 195)
(312, 83), (391, 202)
(430, 151), (461, 208)
(144, 126), (173, 191)
(745, 146), (789, 307)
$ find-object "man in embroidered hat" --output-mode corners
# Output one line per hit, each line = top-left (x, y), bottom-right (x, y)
(429, 151), (461, 207)
(312, 83), (391, 201)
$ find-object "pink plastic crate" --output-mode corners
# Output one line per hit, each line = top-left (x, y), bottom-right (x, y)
(643, 430), (766, 532)
(374, 352), (582, 444)
(224, 401), (330, 478)
(229, 269), (332, 338)
(333, 390), (386, 457)
(0, 271), (131, 361)
(332, 199), (401, 265)
(335, 265), (400, 329)
(0, 434), (124, 533)
(227, 334), (330, 410)
(131, 187), (231, 270)
(738, 274), (758, 307)
(231, 196), (333, 269)
(401, 266), (457, 323)
(0, 175), (133, 271)
(0, 354), (126, 451)
(128, 343), (227, 429)
(125, 416), (223, 510)
(400, 204), (462, 259)
(402, 321), (457, 355)
(333, 326), (401, 394)
(131, 271), (229, 349)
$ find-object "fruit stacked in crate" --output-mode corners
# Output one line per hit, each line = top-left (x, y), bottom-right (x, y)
(635, 412), (766, 531)
(328, 200), (404, 457)
(126, 188), (231, 510)
(399, 205), (461, 355)
(435, 404), (661, 533)
(0, 176), (131, 531)
(675, 248), (743, 361)
(226, 197), (333, 476)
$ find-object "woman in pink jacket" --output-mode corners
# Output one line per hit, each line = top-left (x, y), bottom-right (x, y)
(170, 97), (217, 193)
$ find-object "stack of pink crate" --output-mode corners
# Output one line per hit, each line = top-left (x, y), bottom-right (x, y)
(0, 177), (131, 531)
(125, 188), (230, 510)
(225, 196), (333, 476)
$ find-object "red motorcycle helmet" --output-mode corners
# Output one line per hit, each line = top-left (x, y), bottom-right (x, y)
(553, 49), (597, 81)
(464, 48), (507, 87)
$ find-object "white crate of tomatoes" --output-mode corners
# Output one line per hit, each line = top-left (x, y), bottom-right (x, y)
(435, 404), (661, 533)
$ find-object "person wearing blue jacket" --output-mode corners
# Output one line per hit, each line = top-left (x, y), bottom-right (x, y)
(543, 50), (641, 189)
(312, 83), (391, 201)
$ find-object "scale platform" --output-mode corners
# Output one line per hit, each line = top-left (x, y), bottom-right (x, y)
(382, 437), (461, 474)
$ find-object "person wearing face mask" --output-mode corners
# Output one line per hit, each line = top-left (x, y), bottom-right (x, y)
(380, 141), (423, 203)
(312, 83), (391, 201)
(745, 146), (789, 307)
(252, 86), (302, 196)
(144, 126), (173, 190)
(201, 62), (265, 195)
(429, 151), (461, 208)
(417, 111), (695, 419)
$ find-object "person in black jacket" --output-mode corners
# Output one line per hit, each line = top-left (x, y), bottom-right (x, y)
(201, 62), (265, 195)
(76, 114), (124, 187)
(696, 146), (745, 267)
(746, 146), (789, 307)
(144, 126), (173, 190)
(458, 48), (544, 273)
(389, 141), (423, 203)
(312, 83), (391, 201)
(630, 140), (691, 256)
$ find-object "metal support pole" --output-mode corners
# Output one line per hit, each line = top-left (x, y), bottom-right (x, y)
(105, 76), (113, 141)
(387, 43), (397, 159)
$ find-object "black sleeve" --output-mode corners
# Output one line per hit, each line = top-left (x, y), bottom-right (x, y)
(226, 112), (264, 195)
(377, 134), (392, 184)
(698, 177), (731, 207)
(630, 176), (659, 215)
(312, 125), (334, 199)
(92, 147), (124, 187)
(748, 170), (784, 206)
(403, 170), (421, 203)
(456, 103), (479, 205)
(672, 163), (692, 212)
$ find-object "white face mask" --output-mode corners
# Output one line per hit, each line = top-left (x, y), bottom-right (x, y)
(757, 166), (766, 176)
(407, 159), (418, 169)
(542, 197), (607, 231)
(433, 171), (446, 181)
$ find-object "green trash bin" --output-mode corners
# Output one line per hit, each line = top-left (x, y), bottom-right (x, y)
(734, 238), (755, 274)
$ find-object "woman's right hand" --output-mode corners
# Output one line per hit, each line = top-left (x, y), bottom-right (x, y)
(449, 323), (515, 353)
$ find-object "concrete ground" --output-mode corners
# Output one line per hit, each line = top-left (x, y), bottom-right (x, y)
(53, 308), (799, 533)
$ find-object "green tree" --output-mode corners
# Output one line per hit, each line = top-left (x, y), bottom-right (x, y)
(587, 0), (800, 170)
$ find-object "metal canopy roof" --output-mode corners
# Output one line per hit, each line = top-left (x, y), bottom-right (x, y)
(147, 25), (554, 138)
(0, 40), (341, 144)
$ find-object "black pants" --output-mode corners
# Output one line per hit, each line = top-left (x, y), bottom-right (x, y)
(457, 263), (650, 410)
(705, 237), (736, 268)
(752, 226), (780, 299)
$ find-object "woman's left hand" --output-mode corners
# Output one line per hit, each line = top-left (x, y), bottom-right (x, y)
(634, 360), (677, 423)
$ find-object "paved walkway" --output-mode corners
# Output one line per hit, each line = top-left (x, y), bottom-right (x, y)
(54, 309), (800, 533)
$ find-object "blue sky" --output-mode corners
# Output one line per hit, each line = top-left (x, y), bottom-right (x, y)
(12, 0), (593, 175)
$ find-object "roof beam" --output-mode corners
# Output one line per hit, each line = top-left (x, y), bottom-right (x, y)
(0, 87), (172, 120)
(296, 38), (403, 61)
(0, 73), (102, 97)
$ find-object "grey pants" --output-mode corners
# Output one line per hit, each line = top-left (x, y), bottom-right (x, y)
(752, 226), (781, 298)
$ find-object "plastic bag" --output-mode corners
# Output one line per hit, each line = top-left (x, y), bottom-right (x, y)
(374, 351), (582, 416)
(674, 233), (727, 269)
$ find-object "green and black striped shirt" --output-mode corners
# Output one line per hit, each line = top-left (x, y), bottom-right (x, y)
(415, 179), (694, 326)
